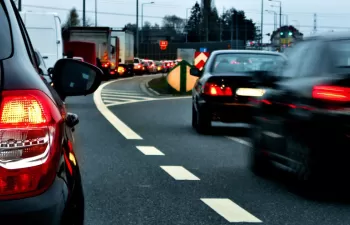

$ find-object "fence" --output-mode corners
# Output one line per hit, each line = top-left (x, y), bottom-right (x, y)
(138, 40), (245, 60)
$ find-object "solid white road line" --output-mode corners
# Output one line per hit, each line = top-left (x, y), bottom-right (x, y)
(201, 198), (262, 223)
(93, 79), (143, 140)
(136, 146), (165, 155)
(101, 92), (145, 96)
(226, 136), (252, 147)
(160, 166), (200, 180)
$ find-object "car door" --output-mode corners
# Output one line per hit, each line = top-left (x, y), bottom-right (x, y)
(258, 41), (313, 164)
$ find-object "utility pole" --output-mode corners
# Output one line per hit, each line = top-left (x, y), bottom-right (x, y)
(83, 0), (86, 26)
(313, 13), (317, 34)
(136, 0), (139, 57)
(18, 0), (22, 11)
(279, 4), (282, 28)
(235, 12), (238, 49)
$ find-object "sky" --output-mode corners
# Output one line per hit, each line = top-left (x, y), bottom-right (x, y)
(21, 0), (350, 42)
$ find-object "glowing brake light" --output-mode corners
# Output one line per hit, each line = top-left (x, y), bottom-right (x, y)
(0, 90), (62, 200)
(203, 83), (232, 96)
(312, 85), (350, 102)
(118, 66), (125, 74)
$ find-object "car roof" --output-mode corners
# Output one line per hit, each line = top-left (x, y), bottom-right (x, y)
(304, 31), (350, 41)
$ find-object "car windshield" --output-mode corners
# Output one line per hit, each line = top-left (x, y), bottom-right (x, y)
(211, 53), (285, 73)
(0, 2), (12, 60)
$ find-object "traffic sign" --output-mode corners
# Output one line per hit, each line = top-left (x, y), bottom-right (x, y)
(200, 47), (207, 52)
(194, 52), (209, 71)
(159, 40), (168, 50)
(167, 60), (198, 93)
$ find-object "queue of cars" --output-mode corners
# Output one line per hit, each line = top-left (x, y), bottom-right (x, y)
(191, 35), (350, 187)
(0, 0), (104, 224)
(133, 57), (176, 75)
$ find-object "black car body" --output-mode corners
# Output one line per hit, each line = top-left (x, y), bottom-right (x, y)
(0, 1), (102, 224)
(250, 33), (350, 183)
(191, 50), (286, 133)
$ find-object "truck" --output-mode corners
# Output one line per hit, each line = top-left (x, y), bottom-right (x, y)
(62, 27), (119, 79)
(111, 30), (134, 76)
(20, 11), (63, 69)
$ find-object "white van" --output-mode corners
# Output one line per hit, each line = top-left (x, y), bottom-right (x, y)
(20, 11), (63, 69)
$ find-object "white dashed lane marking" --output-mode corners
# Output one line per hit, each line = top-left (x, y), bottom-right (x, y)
(136, 146), (165, 155)
(201, 198), (262, 223)
(160, 166), (200, 180)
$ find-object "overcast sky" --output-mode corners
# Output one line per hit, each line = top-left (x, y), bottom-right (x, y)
(22, 0), (350, 42)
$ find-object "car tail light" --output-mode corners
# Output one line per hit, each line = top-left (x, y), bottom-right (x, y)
(118, 66), (125, 74)
(0, 90), (62, 200)
(203, 82), (232, 96)
(312, 85), (350, 102)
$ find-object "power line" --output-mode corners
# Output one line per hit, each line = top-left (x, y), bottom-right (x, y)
(22, 4), (350, 30)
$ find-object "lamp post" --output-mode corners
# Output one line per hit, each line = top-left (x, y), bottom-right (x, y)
(141, 1), (154, 43)
(265, 10), (277, 30)
(269, 0), (281, 28)
(260, 0), (264, 47)
(185, 8), (191, 42)
(95, 0), (97, 26)
(136, 0), (139, 57)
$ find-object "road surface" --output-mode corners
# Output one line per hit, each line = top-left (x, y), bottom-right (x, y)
(66, 75), (350, 225)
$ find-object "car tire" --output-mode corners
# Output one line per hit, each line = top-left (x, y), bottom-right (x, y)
(195, 106), (211, 134)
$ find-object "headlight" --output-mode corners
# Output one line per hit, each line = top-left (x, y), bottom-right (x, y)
(236, 88), (265, 97)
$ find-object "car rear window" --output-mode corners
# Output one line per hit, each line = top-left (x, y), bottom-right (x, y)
(0, 2), (12, 60)
(211, 53), (286, 73)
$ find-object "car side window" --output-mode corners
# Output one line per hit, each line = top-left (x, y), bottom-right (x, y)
(298, 41), (324, 77)
(10, 1), (38, 70)
(282, 42), (310, 78)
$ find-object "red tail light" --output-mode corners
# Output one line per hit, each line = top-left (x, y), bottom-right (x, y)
(203, 83), (232, 96)
(312, 85), (350, 102)
(0, 90), (62, 200)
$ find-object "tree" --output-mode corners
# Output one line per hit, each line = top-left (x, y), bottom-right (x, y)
(162, 15), (185, 33)
(63, 8), (80, 28)
(207, 7), (220, 41)
(221, 8), (256, 44)
(185, 2), (202, 42)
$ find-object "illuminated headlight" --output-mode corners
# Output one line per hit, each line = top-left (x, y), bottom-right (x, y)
(236, 88), (265, 97)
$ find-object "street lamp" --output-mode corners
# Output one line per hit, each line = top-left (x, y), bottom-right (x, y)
(141, 1), (154, 43)
(260, 0), (264, 47)
(265, 10), (277, 30)
(269, 0), (281, 28)
(95, 0), (97, 26)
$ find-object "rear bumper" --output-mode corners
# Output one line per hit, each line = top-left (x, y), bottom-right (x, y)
(198, 101), (253, 123)
(0, 177), (68, 225)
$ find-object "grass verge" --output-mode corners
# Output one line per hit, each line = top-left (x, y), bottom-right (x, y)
(148, 75), (191, 96)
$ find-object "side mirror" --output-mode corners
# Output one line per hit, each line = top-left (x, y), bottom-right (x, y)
(34, 52), (41, 66)
(190, 67), (201, 77)
(51, 59), (103, 97)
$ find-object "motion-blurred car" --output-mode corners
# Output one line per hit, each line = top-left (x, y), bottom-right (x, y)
(190, 50), (286, 133)
(0, 1), (103, 224)
(250, 32), (350, 184)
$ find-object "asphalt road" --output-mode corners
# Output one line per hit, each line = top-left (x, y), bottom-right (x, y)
(66, 75), (350, 225)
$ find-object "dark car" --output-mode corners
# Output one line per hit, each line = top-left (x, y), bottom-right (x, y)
(250, 33), (350, 184)
(190, 50), (286, 133)
(0, 0), (102, 224)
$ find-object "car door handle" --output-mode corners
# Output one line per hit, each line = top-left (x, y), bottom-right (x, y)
(43, 56), (48, 59)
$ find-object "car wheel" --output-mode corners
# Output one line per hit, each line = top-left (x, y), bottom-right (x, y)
(250, 124), (272, 176)
(195, 107), (211, 134)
